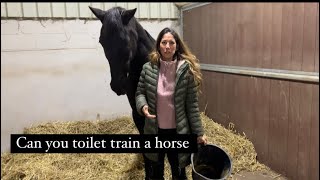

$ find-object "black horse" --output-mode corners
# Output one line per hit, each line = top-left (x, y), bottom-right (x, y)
(89, 6), (155, 135)
(89, 6), (155, 179)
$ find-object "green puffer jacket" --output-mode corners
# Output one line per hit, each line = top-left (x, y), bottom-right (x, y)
(135, 60), (204, 168)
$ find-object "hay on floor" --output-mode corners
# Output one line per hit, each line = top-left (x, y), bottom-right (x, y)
(1, 113), (272, 180)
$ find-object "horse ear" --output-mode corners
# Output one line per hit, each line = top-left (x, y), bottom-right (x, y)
(121, 8), (137, 25)
(89, 6), (105, 22)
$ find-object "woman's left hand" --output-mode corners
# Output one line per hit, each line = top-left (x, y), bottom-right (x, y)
(197, 135), (208, 145)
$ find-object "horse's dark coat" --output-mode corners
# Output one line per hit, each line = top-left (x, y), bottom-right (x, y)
(89, 6), (155, 135)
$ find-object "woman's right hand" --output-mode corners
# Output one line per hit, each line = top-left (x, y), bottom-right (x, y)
(197, 135), (208, 145)
(142, 105), (156, 119)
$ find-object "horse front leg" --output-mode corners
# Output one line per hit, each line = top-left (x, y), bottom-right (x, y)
(126, 75), (152, 180)
(125, 76), (145, 135)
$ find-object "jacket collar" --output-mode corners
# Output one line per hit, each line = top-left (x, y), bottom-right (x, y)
(176, 60), (186, 73)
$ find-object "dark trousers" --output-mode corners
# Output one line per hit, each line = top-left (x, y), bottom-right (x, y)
(148, 128), (187, 180)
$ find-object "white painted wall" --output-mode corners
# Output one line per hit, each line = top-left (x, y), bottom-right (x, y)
(1, 19), (181, 152)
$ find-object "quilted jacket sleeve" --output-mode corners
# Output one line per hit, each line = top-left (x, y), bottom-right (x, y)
(186, 73), (204, 137)
(135, 63), (148, 116)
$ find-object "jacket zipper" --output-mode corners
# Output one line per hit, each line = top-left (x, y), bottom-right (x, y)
(154, 63), (160, 134)
(174, 62), (188, 168)
(174, 63), (188, 131)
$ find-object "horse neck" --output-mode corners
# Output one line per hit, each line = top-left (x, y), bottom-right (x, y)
(134, 23), (155, 65)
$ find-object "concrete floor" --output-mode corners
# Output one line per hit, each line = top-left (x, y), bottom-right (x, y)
(232, 170), (287, 180)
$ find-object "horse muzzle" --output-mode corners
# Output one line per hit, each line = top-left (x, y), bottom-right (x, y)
(110, 80), (127, 96)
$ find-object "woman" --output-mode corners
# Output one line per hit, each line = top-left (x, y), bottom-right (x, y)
(136, 27), (207, 180)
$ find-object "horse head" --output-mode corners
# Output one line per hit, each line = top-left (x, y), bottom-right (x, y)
(89, 6), (139, 96)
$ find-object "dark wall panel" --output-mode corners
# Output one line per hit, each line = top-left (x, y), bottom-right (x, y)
(286, 82), (301, 179)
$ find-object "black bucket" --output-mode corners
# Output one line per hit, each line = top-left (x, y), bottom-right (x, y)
(191, 144), (232, 180)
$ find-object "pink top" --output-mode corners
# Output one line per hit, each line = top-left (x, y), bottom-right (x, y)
(157, 59), (177, 129)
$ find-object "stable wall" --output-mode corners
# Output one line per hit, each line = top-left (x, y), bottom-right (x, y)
(1, 19), (181, 152)
(182, 3), (319, 180)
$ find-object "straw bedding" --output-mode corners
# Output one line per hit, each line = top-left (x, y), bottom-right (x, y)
(1, 113), (271, 180)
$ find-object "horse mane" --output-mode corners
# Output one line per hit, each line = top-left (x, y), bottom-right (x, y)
(144, 30), (155, 42)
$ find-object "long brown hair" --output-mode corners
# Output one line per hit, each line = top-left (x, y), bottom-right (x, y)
(148, 27), (202, 91)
